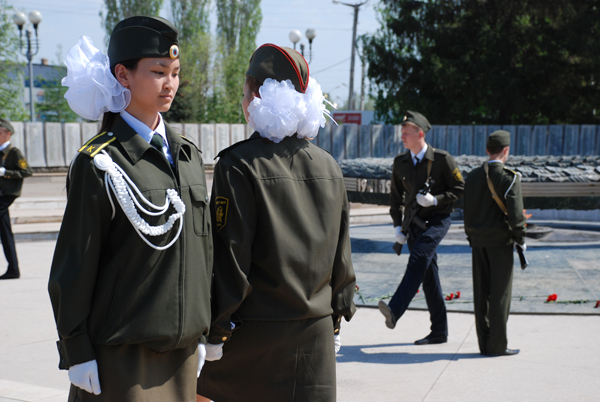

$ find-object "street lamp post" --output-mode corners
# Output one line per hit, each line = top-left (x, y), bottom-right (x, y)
(288, 29), (317, 63)
(333, 0), (368, 111)
(13, 10), (43, 122)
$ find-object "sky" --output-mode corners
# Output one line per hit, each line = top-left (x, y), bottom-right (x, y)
(9, 0), (382, 109)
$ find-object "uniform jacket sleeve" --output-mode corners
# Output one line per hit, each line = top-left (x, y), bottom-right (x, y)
(47, 154), (112, 369)
(389, 157), (405, 227)
(433, 153), (464, 206)
(330, 191), (357, 333)
(208, 158), (256, 344)
(3, 147), (32, 179)
(503, 171), (527, 245)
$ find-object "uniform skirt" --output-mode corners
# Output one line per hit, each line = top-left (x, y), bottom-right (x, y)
(68, 342), (198, 402)
(197, 316), (336, 402)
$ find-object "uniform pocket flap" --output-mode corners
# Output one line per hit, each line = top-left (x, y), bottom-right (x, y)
(189, 184), (209, 204)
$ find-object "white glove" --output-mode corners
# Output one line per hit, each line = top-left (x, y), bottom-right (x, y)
(197, 343), (206, 377)
(516, 243), (527, 252)
(205, 342), (224, 361)
(416, 193), (437, 207)
(68, 359), (101, 395)
(334, 334), (341, 354)
(394, 226), (407, 245)
(0, 167), (5, 176)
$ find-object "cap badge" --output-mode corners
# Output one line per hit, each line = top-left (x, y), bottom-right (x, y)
(403, 115), (408, 121)
(169, 44), (179, 59)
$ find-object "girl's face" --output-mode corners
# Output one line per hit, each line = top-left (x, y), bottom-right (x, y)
(116, 57), (180, 121)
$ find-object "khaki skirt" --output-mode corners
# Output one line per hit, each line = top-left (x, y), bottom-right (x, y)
(68, 342), (198, 402)
(197, 316), (336, 402)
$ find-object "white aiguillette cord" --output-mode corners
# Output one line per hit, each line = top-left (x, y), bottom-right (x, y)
(93, 150), (185, 250)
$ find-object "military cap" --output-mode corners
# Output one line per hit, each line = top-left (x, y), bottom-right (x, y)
(0, 119), (14, 134)
(246, 44), (309, 93)
(402, 110), (431, 133)
(487, 130), (511, 148)
(108, 16), (179, 71)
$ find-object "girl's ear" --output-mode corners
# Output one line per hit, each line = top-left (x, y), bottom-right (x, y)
(114, 64), (130, 88)
(252, 91), (261, 99)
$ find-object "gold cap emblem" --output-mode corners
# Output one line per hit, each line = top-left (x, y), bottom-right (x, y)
(169, 44), (179, 59)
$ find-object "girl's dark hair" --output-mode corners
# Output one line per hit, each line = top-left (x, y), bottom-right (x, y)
(245, 75), (263, 95)
(99, 58), (141, 134)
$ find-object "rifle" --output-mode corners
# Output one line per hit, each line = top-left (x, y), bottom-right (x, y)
(393, 179), (434, 256)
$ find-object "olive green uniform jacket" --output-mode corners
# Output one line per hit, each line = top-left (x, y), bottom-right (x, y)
(48, 115), (212, 369)
(0, 145), (32, 197)
(207, 132), (356, 344)
(390, 143), (464, 226)
(463, 161), (526, 247)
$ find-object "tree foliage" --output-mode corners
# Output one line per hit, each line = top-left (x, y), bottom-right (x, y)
(36, 77), (79, 122)
(0, 1), (28, 121)
(215, 0), (262, 123)
(101, 0), (164, 42)
(362, 0), (600, 125)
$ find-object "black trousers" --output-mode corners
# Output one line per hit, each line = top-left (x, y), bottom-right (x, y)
(472, 245), (514, 355)
(388, 213), (451, 336)
(0, 195), (18, 275)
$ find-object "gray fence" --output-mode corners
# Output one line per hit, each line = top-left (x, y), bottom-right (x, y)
(8, 122), (600, 168)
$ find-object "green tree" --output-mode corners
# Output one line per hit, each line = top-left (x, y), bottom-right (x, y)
(0, 1), (28, 121)
(101, 0), (164, 42)
(362, 0), (600, 125)
(215, 0), (262, 123)
(36, 76), (79, 122)
(165, 0), (214, 123)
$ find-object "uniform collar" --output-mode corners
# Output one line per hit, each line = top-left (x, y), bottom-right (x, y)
(120, 111), (166, 144)
(410, 143), (428, 162)
(0, 141), (10, 152)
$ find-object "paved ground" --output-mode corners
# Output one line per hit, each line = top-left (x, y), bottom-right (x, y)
(1, 175), (599, 401)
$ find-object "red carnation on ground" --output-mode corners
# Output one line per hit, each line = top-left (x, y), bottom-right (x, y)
(355, 285), (359, 291)
(445, 293), (454, 301)
(546, 294), (558, 302)
(595, 301), (600, 308)
(455, 291), (461, 299)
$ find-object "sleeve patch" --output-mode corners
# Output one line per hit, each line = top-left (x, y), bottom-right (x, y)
(215, 196), (229, 232)
(452, 167), (463, 182)
(18, 159), (28, 169)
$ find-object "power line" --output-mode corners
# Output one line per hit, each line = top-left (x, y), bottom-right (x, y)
(312, 57), (351, 75)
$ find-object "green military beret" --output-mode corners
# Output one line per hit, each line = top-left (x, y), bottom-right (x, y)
(246, 44), (309, 93)
(487, 130), (511, 148)
(402, 110), (431, 133)
(108, 16), (179, 72)
(0, 119), (14, 134)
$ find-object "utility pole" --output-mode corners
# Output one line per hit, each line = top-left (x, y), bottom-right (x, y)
(333, 0), (368, 111)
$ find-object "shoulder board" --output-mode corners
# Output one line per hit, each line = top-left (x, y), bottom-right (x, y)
(395, 150), (411, 161)
(179, 135), (202, 152)
(216, 137), (262, 160)
(79, 131), (116, 158)
(433, 148), (449, 155)
(503, 167), (521, 177)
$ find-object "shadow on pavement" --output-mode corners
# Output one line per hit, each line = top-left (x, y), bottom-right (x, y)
(336, 344), (484, 364)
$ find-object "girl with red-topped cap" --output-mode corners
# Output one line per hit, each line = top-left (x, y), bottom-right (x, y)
(196, 44), (356, 402)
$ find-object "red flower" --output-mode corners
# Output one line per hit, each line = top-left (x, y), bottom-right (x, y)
(445, 293), (454, 301)
(416, 289), (420, 294)
(355, 285), (360, 291)
(455, 291), (461, 299)
(595, 301), (600, 308)
(546, 294), (558, 302)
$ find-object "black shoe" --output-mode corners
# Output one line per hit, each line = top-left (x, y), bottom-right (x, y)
(485, 348), (520, 357)
(414, 333), (447, 345)
(377, 301), (397, 329)
(0, 272), (20, 280)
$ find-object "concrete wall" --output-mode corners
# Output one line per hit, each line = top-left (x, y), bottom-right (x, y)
(8, 122), (600, 168)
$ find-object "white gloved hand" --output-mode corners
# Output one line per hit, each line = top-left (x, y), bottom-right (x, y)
(197, 343), (206, 377)
(516, 243), (527, 252)
(205, 342), (224, 361)
(68, 359), (101, 395)
(416, 193), (437, 207)
(394, 226), (407, 245)
(0, 167), (6, 176)
(334, 334), (341, 354)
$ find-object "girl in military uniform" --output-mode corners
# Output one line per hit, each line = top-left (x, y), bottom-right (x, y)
(196, 44), (356, 402)
(48, 16), (212, 402)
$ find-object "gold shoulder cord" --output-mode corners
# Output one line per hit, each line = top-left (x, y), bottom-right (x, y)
(483, 162), (508, 215)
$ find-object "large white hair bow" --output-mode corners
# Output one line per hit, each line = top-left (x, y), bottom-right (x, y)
(62, 36), (130, 121)
(247, 77), (336, 143)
